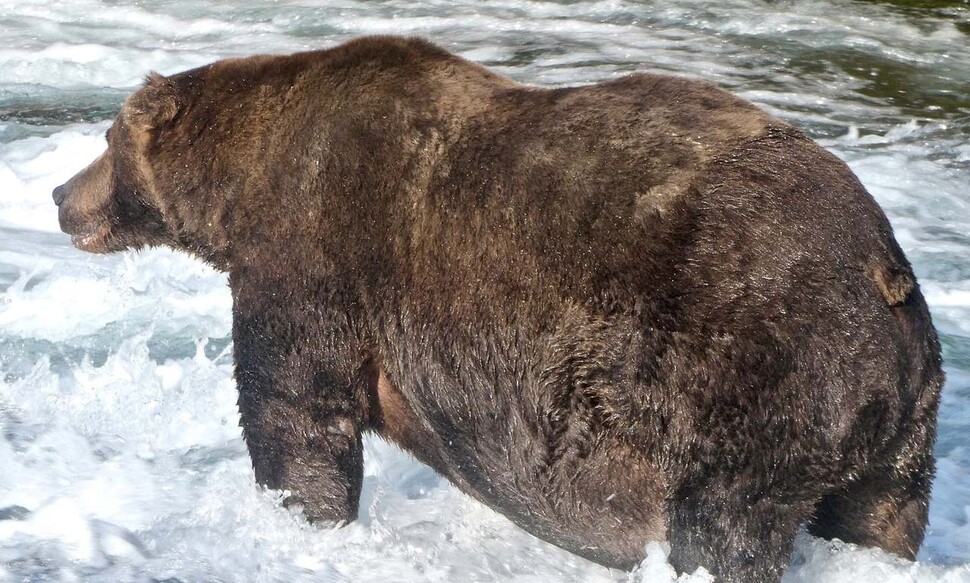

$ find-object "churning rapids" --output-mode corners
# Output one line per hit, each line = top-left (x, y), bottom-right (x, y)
(0, 1), (968, 581)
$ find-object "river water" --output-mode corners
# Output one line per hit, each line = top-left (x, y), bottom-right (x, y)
(0, 1), (968, 581)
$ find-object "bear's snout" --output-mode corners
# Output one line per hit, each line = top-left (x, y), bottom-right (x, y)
(51, 152), (119, 252)
(52, 183), (68, 206)
(53, 176), (83, 235)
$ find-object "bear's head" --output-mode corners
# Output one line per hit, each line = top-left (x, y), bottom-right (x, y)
(52, 73), (185, 255)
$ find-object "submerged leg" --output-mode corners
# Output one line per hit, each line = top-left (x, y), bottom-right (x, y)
(667, 486), (813, 583)
(808, 454), (934, 559)
(809, 355), (942, 559)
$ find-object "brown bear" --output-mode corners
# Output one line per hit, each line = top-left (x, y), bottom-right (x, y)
(52, 36), (943, 583)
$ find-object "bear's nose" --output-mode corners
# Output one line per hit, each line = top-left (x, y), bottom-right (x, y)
(52, 184), (68, 206)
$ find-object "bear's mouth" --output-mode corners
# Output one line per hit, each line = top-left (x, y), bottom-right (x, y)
(70, 224), (113, 253)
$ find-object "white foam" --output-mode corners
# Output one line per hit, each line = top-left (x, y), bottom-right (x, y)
(0, 125), (106, 233)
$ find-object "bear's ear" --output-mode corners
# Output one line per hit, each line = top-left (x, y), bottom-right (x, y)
(126, 72), (181, 130)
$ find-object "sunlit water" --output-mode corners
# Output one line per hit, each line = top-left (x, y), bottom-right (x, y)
(0, 1), (968, 581)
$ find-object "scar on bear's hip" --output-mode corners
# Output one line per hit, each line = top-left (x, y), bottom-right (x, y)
(871, 263), (914, 307)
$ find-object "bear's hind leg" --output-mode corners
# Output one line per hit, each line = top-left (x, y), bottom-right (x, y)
(808, 318), (942, 559)
(808, 454), (933, 560)
(667, 486), (814, 583)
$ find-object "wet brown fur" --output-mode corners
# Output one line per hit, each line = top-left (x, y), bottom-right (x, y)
(53, 36), (943, 583)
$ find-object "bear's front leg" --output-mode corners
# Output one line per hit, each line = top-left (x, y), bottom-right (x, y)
(230, 277), (370, 524)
